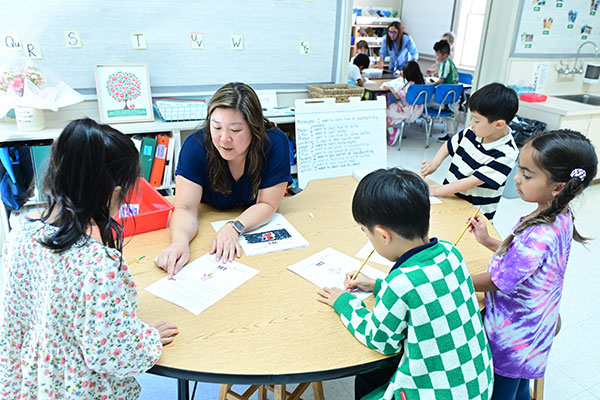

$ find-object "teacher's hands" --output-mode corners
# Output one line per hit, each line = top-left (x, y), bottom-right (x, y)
(154, 241), (190, 279)
(210, 223), (242, 263)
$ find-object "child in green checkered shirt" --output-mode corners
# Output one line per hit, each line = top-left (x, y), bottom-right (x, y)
(317, 168), (493, 400)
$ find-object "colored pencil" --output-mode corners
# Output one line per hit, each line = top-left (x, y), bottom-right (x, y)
(351, 249), (375, 281)
(127, 255), (146, 265)
(454, 206), (481, 246)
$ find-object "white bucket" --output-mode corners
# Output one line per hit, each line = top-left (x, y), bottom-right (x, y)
(14, 106), (45, 131)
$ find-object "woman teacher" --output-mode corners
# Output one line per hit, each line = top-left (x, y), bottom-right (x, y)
(377, 21), (419, 72)
(154, 82), (292, 278)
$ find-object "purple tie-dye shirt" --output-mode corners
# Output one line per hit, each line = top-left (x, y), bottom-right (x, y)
(485, 212), (573, 379)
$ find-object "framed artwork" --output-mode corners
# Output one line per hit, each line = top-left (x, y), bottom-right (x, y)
(94, 62), (153, 123)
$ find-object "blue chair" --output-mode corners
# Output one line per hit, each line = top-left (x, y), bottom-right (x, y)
(426, 84), (464, 147)
(389, 83), (435, 149)
(458, 72), (473, 85)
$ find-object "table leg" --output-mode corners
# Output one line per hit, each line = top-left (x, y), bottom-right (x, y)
(273, 384), (286, 400)
(258, 385), (267, 400)
(312, 382), (325, 400)
(177, 379), (190, 400)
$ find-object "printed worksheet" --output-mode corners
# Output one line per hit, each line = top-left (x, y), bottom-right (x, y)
(211, 213), (309, 256)
(145, 253), (259, 315)
(287, 247), (386, 300)
(356, 242), (395, 268)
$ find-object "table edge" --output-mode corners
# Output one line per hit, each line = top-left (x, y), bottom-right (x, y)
(147, 354), (402, 385)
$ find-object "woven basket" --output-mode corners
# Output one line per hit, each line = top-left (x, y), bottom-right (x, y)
(307, 84), (364, 103)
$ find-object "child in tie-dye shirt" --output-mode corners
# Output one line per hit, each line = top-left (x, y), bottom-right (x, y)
(467, 130), (597, 400)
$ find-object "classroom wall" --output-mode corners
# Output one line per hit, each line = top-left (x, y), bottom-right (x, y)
(352, 0), (403, 11)
(477, 0), (600, 95)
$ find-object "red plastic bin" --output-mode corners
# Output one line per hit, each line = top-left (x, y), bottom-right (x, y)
(114, 178), (174, 237)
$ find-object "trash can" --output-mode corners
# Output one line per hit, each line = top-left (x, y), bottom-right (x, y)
(502, 116), (547, 199)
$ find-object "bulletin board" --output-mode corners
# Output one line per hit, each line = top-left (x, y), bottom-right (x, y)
(294, 97), (387, 189)
(0, 0), (347, 95)
(512, 0), (600, 57)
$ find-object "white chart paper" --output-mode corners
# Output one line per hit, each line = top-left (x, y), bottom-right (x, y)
(145, 253), (259, 315)
(287, 247), (386, 300)
(211, 213), (309, 256)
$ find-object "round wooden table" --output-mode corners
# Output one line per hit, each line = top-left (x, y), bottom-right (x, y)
(123, 176), (497, 399)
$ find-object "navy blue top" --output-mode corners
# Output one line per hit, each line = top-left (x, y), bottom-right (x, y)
(175, 128), (292, 210)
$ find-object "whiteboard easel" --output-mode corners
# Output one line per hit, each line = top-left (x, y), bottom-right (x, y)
(294, 96), (387, 189)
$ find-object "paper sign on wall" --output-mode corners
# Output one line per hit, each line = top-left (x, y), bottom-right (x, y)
(23, 41), (42, 59)
(299, 40), (310, 55)
(131, 32), (147, 49)
(64, 30), (81, 48)
(231, 34), (244, 50)
(190, 32), (204, 49)
(2, 32), (22, 50)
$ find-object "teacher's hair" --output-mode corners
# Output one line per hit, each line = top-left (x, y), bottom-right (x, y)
(203, 82), (275, 198)
(352, 168), (430, 240)
(38, 118), (140, 253)
(386, 21), (407, 52)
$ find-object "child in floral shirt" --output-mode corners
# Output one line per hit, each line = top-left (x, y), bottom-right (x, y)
(0, 118), (178, 399)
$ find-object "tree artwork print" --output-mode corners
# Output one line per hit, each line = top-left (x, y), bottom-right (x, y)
(106, 71), (141, 110)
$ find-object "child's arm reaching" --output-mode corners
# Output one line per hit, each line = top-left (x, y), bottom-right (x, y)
(429, 175), (484, 197)
(421, 141), (450, 177)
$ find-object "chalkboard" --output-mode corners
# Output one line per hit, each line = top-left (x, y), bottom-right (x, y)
(294, 97), (387, 189)
(0, 0), (347, 95)
(401, 0), (455, 57)
(512, 0), (600, 57)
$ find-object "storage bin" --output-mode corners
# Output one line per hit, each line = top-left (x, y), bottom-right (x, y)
(115, 178), (174, 237)
(307, 84), (364, 103)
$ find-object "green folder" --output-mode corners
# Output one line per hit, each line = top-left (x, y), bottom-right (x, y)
(140, 136), (157, 181)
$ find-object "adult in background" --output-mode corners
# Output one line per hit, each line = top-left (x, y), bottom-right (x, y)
(154, 82), (292, 277)
(377, 21), (419, 73)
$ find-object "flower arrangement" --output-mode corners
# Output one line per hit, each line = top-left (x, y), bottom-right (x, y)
(0, 66), (45, 97)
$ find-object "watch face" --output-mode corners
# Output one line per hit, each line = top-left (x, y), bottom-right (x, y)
(233, 220), (245, 232)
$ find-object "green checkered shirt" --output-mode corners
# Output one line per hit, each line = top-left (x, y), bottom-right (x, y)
(333, 241), (493, 399)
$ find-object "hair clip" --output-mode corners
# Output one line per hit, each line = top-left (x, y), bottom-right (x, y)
(570, 168), (586, 181)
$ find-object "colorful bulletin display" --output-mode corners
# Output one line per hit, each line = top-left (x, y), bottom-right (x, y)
(512, 0), (600, 56)
(0, 1), (346, 95)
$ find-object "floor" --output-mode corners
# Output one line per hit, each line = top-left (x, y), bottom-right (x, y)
(2, 122), (599, 399)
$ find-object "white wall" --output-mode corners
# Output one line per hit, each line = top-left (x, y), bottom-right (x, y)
(477, 0), (600, 95)
(353, 0), (402, 10)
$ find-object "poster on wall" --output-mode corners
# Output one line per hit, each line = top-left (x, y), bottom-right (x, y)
(512, 0), (600, 56)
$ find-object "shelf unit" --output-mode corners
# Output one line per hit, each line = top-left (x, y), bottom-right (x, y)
(350, 24), (390, 65)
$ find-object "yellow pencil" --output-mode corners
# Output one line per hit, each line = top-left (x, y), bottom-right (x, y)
(351, 249), (375, 281)
(454, 206), (481, 246)
(127, 255), (146, 265)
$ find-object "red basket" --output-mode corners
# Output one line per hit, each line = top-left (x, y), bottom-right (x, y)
(520, 93), (547, 103)
(114, 178), (174, 237)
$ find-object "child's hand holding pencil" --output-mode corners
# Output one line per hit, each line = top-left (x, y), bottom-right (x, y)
(344, 271), (376, 292)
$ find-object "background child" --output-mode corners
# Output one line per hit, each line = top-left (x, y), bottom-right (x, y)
(0, 118), (178, 399)
(349, 53), (370, 87)
(421, 83), (519, 220)
(468, 130), (597, 400)
(356, 39), (369, 55)
(383, 61), (425, 145)
(427, 32), (456, 75)
(317, 168), (493, 400)
(432, 39), (458, 85)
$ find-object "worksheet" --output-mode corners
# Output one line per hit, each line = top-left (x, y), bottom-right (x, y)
(145, 253), (259, 315)
(211, 213), (309, 256)
(287, 247), (386, 300)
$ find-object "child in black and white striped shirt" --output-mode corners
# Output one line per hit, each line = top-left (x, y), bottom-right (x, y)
(421, 83), (519, 220)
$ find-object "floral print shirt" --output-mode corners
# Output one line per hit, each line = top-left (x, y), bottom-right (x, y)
(0, 220), (162, 399)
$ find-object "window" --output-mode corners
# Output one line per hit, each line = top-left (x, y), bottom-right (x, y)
(454, 0), (487, 69)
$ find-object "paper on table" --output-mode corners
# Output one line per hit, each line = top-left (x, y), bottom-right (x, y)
(287, 247), (386, 300)
(211, 213), (309, 256)
(356, 242), (394, 268)
(352, 170), (442, 204)
(145, 253), (259, 315)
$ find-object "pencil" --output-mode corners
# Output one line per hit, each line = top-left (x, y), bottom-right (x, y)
(454, 206), (482, 246)
(351, 249), (375, 281)
(127, 255), (146, 265)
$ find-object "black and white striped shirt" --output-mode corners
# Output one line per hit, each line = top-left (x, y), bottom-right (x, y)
(444, 128), (518, 220)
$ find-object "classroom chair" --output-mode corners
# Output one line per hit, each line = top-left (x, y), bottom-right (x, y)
(388, 83), (435, 149)
(458, 72), (474, 111)
(530, 314), (562, 400)
(426, 84), (464, 146)
(219, 382), (324, 400)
